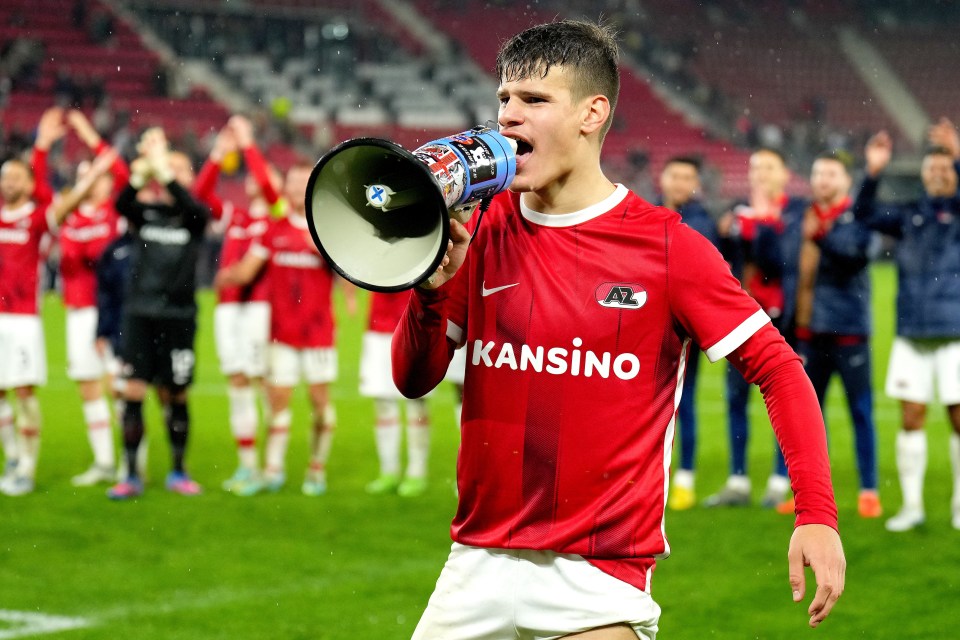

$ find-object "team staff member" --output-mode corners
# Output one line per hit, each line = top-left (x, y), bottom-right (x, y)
(656, 156), (717, 510)
(706, 147), (803, 509)
(107, 127), (210, 500)
(393, 20), (844, 638)
(194, 115), (282, 495)
(858, 121), (960, 532)
(216, 164), (339, 497)
(58, 109), (129, 487)
(775, 151), (881, 519)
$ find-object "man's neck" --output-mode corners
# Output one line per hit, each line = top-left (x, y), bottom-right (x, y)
(522, 164), (616, 215)
(2, 195), (30, 210)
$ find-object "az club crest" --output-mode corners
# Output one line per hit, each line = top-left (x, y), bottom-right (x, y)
(595, 282), (647, 309)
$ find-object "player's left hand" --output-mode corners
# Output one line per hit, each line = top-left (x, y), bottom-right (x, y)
(788, 523), (845, 628)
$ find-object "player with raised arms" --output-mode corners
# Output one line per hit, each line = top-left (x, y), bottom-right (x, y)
(392, 20), (845, 638)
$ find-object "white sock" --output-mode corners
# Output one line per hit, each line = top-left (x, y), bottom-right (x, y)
(727, 474), (751, 492)
(896, 430), (927, 513)
(308, 405), (335, 480)
(258, 385), (272, 427)
(0, 398), (18, 464)
(405, 399), (430, 479)
(673, 469), (695, 490)
(137, 439), (149, 477)
(766, 473), (791, 495)
(950, 433), (960, 511)
(228, 386), (259, 470)
(15, 395), (41, 478)
(265, 409), (291, 477)
(373, 399), (401, 476)
(83, 398), (115, 468)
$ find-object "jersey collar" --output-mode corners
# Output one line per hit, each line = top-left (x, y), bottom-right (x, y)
(520, 184), (628, 228)
(1, 201), (36, 223)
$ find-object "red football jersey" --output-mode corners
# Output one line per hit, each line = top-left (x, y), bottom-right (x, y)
(59, 203), (122, 308)
(218, 202), (271, 304)
(251, 214), (335, 348)
(442, 187), (769, 584)
(368, 291), (412, 333)
(0, 202), (55, 315)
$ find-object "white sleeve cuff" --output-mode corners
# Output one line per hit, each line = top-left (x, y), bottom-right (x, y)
(704, 309), (770, 362)
(249, 243), (270, 259)
(446, 319), (464, 346)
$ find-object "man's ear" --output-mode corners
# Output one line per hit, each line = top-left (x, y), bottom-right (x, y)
(580, 95), (611, 136)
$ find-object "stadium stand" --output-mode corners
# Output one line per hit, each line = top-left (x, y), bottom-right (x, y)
(6, 0), (960, 205)
(0, 0), (230, 163)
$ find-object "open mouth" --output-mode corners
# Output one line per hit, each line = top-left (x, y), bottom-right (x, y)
(513, 139), (533, 165)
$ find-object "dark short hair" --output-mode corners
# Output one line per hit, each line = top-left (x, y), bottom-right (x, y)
(495, 20), (620, 141)
(924, 145), (954, 160)
(751, 146), (787, 166)
(0, 157), (33, 178)
(814, 149), (853, 174)
(664, 155), (702, 173)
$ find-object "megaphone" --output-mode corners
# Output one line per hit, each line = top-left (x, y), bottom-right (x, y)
(305, 125), (517, 292)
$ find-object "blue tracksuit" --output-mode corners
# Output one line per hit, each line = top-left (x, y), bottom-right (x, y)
(723, 197), (806, 479)
(855, 173), (960, 339)
(763, 197), (878, 490)
(658, 199), (717, 473)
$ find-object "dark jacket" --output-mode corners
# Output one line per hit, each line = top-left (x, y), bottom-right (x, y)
(854, 171), (960, 339)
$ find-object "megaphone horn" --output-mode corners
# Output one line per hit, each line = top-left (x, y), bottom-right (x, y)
(305, 125), (517, 292)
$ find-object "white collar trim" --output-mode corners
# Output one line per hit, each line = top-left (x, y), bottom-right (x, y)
(289, 213), (308, 230)
(1, 201), (36, 223)
(520, 184), (628, 228)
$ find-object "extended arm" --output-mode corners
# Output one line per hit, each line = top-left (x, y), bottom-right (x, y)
(49, 149), (118, 225)
(727, 324), (844, 628)
(215, 248), (267, 289)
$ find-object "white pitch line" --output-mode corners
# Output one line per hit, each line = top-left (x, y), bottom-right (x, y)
(0, 610), (90, 639)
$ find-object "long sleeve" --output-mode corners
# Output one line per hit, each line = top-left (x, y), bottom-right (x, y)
(243, 145), (280, 205)
(727, 322), (839, 530)
(31, 147), (53, 209)
(853, 177), (904, 237)
(166, 180), (211, 233)
(94, 140), (130, 197)
(193, 159), (225, 219)
(816, 221), (870, 271)
(115, 183), (145, 227)
(392, 286), (458, 399)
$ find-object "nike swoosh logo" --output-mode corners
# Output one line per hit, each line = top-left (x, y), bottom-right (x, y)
(481, 282), (519, 297)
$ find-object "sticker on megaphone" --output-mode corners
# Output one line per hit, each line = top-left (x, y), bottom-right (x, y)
(365, 125), (517, 222)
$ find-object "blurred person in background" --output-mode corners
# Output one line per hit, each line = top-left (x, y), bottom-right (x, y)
(58, 109), (129, 487)
(656, 155), (718, 511)
(361, 291), (432, 498)
(107, 127), (210, 500)
(705, 148), (803, 509)
(775, 150), (881, 519)
(194, 115), (283, 496)
(857, 120), (960, 532)
(216, 164), (341, 497)
(0, 107), (116, 495)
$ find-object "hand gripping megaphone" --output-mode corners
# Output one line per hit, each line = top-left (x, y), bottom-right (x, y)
(304, 125), (516, 292)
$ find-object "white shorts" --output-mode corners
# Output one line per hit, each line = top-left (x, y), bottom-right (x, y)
(0, 314), (47, 389)
(66, 307), (105, 380)
(359, 331), (404, 399)
(269, 343), (337, 387)
(885, 337), (960, 405)
(214, 302), (270, 378)
(444, 346), (467, 385)
(412, 543), (660, 640)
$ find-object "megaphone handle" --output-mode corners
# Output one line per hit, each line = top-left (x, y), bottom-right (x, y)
(468, 197), (493, 244)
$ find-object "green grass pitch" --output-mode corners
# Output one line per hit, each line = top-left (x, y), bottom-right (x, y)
(1, 262), (958, 639)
